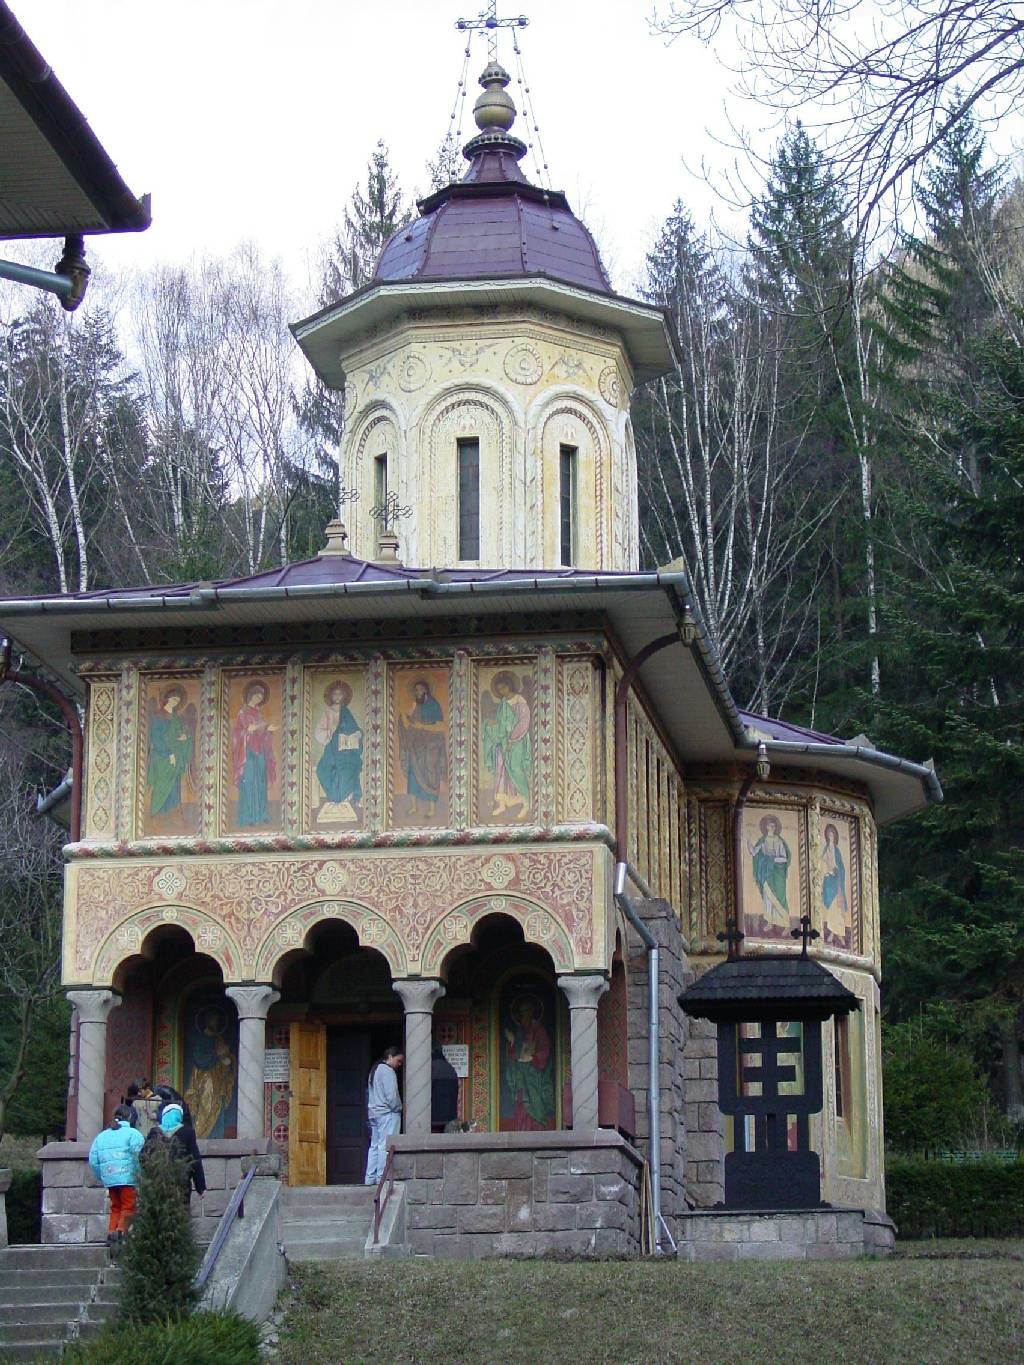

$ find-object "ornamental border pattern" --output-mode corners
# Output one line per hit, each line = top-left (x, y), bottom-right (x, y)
(68, 843), (607, 985)
(84, 677), (118, 840)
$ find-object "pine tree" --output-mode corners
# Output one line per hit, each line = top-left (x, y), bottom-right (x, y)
(342, 141), (410, 292)
(119, 1140), (200, 1324)
(426, 132), (464, 193)
(876, 325), (1024, 1119)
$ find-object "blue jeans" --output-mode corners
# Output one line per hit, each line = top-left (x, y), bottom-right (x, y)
(365, 1111), (401, 1185)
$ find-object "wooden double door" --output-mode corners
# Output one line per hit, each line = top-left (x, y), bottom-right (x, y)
(289, 1021), (401, 1185)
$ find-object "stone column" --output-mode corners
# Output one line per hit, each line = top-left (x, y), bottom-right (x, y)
(392, 979), (446, 1136)
(225, 984), (280, 1141)
(66, 989), (120, 1143)
(558, 974), (610, 1131)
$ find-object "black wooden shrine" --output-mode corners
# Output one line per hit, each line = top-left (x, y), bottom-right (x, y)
(679, 932), (859, 1210)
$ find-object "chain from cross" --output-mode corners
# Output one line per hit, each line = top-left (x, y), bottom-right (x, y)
(790, 914), (820, 957)
(716, 922), (745, 959)
(455, 3), (529, 61)
(369, 490), (413, 527)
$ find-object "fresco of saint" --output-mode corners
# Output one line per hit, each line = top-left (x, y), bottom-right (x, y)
(748, 814), (792, 927)
(482, 670), (532, 818)
(314, 679), (363, 824)
(231, 679), (277, 827)
(146, 683), (196, 827)
(183, 1000), (238, 1139)
(500, 990), (555, 1131)
(398, 678), (448, 818)
(821, 821), (851, 948)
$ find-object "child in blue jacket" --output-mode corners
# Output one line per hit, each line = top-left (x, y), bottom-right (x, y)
(88, 1104), (144, 1247)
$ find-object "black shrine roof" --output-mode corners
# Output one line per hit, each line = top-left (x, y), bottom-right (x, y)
(678, 955), (860, 1022)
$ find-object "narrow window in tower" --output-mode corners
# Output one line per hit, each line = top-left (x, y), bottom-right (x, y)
(457, 438), (480, 560)
(559, 444), (578, 566)
(373, 452), (388, 511)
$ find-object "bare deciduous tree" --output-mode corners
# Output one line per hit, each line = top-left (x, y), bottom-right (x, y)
(652, 0), (1024, 243)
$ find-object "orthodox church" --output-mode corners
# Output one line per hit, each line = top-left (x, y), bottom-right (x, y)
(0, 58), (937, 1257)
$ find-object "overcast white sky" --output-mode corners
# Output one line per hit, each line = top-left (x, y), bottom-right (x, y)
(23, 0), (735, 302)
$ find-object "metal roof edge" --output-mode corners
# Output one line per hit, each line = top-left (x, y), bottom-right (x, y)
(750, 736), (943, 811)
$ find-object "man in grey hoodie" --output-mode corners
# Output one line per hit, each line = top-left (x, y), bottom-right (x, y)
(365, 1045), (404, 1185)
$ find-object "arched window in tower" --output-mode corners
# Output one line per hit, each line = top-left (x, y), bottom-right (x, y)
(559, 443), (578, 566)
(457, 437), (480, 560)
(373, 452), (388, 512)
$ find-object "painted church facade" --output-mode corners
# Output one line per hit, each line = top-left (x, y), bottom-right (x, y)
(0, 61), (937, 1254)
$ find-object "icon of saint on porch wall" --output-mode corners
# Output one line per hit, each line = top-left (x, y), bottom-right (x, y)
(498, 978), (557, 1131)
(479, 664), (534, 823)
(309, 672), (365, 827)
(820, 817), (855, 950)
(741, 806), (804, 941)
(223, 672), (283, 833)
(182, 992), (238, 1139)
(140, 677), (200, 836)
(390, 665), (450, 827)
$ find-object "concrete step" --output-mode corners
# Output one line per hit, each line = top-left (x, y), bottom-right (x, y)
(0, 1302), (83, 1325)
(282, 1184), (376, 1209)
(0, 1245), (107, 1270)
(0, 1270), (100, 1296)
(0, 1319), (76, 1343)
(285, 1237), (368, 1262)
(283, 1218), (370, 1243)
(1, 1339), (66, 1360)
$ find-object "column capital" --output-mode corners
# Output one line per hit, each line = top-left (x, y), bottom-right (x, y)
(66, 988), (121, 1024)
(392, 978), (446, 1015)
(557, 973), (609, 1011)
(225, 984), (281, 1020)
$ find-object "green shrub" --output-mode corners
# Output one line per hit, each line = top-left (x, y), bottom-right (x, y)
(887, 1157), (1024, 1238)
(118, 1139), (199, 1324)
(883, 1022), (991, 1154)
(63, 1310), (260, 1364)
(4, 1166), (40, 1244)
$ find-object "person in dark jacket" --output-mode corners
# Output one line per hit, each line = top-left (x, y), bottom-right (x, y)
(431, 1047), (459, 1132)
(142, 1102), (206, 1207)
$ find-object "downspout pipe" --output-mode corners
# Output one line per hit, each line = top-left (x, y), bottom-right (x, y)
(0, 236), (90, 311)
(0, 639), (83, 841)
(612, 629), (683, 1255)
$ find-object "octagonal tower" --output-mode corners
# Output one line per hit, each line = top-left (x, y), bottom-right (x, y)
(293, 62), (675, 571)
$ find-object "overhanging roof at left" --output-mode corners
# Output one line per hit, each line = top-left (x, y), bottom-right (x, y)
(0, 0), (150, 238)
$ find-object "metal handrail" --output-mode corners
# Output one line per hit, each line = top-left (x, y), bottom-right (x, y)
(372, 1147), (396, 1244)
(194, 1163), (256, 1291)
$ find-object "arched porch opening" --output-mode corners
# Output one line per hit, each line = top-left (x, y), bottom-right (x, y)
(104, 924), (239, 1138)
(437, 912), (568, 1133)
(272, 918), (403, 1186)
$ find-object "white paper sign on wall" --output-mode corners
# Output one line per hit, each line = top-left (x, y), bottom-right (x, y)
(263, 1049), (290, 1083)
(441, 1043), (469, 1079)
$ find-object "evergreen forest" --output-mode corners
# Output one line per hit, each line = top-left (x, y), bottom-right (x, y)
(0, 122), (1021, 1151)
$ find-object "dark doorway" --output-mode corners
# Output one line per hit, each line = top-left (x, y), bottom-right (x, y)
(326, 1024), (402, 1184)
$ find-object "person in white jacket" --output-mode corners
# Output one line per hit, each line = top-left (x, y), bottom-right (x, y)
(365, 1046), (404, 1185)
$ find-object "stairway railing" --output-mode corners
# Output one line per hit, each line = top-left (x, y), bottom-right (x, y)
(194, 1163), (256, 1291)
(372, 1148), (396, 1245)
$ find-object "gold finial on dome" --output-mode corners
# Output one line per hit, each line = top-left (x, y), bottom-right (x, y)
(473, 61), (517, 134)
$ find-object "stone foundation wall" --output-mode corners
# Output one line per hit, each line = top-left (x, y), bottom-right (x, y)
(622, 897), (689, 1227)
(681, 1015), (725, 1206)
(37, 1139), (270, 1245)
(678, 1207), (896, 1261)
(391, 1130), (644, 1258)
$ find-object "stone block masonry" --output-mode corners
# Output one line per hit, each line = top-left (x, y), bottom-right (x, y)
(623, 897), (692, 1229)
(36, 1139), (272, 1245)
(677, 1208), (896, 1261)
(391, 1130), (644, 1258)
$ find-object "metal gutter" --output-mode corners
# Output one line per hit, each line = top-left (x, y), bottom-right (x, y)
(35, 774), (72, 818)
(753, 737), (943, 806)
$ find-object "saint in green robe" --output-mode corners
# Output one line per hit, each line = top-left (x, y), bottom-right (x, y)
(148, 708), (194, 816)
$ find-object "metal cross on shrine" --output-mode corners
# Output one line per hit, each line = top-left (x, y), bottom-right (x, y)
(716, 922), (745, 960)
(455, 2), (529, 60)
(790, 914), (820, 958)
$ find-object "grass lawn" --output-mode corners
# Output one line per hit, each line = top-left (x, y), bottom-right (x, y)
(275, 1244), (1024, 1364)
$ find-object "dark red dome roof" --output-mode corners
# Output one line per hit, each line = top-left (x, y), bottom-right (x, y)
(373, 136), (612, 296)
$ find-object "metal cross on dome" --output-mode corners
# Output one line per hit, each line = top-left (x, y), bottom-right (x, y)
(455, 2), (529, 61)
(369, 490), (413, 527)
